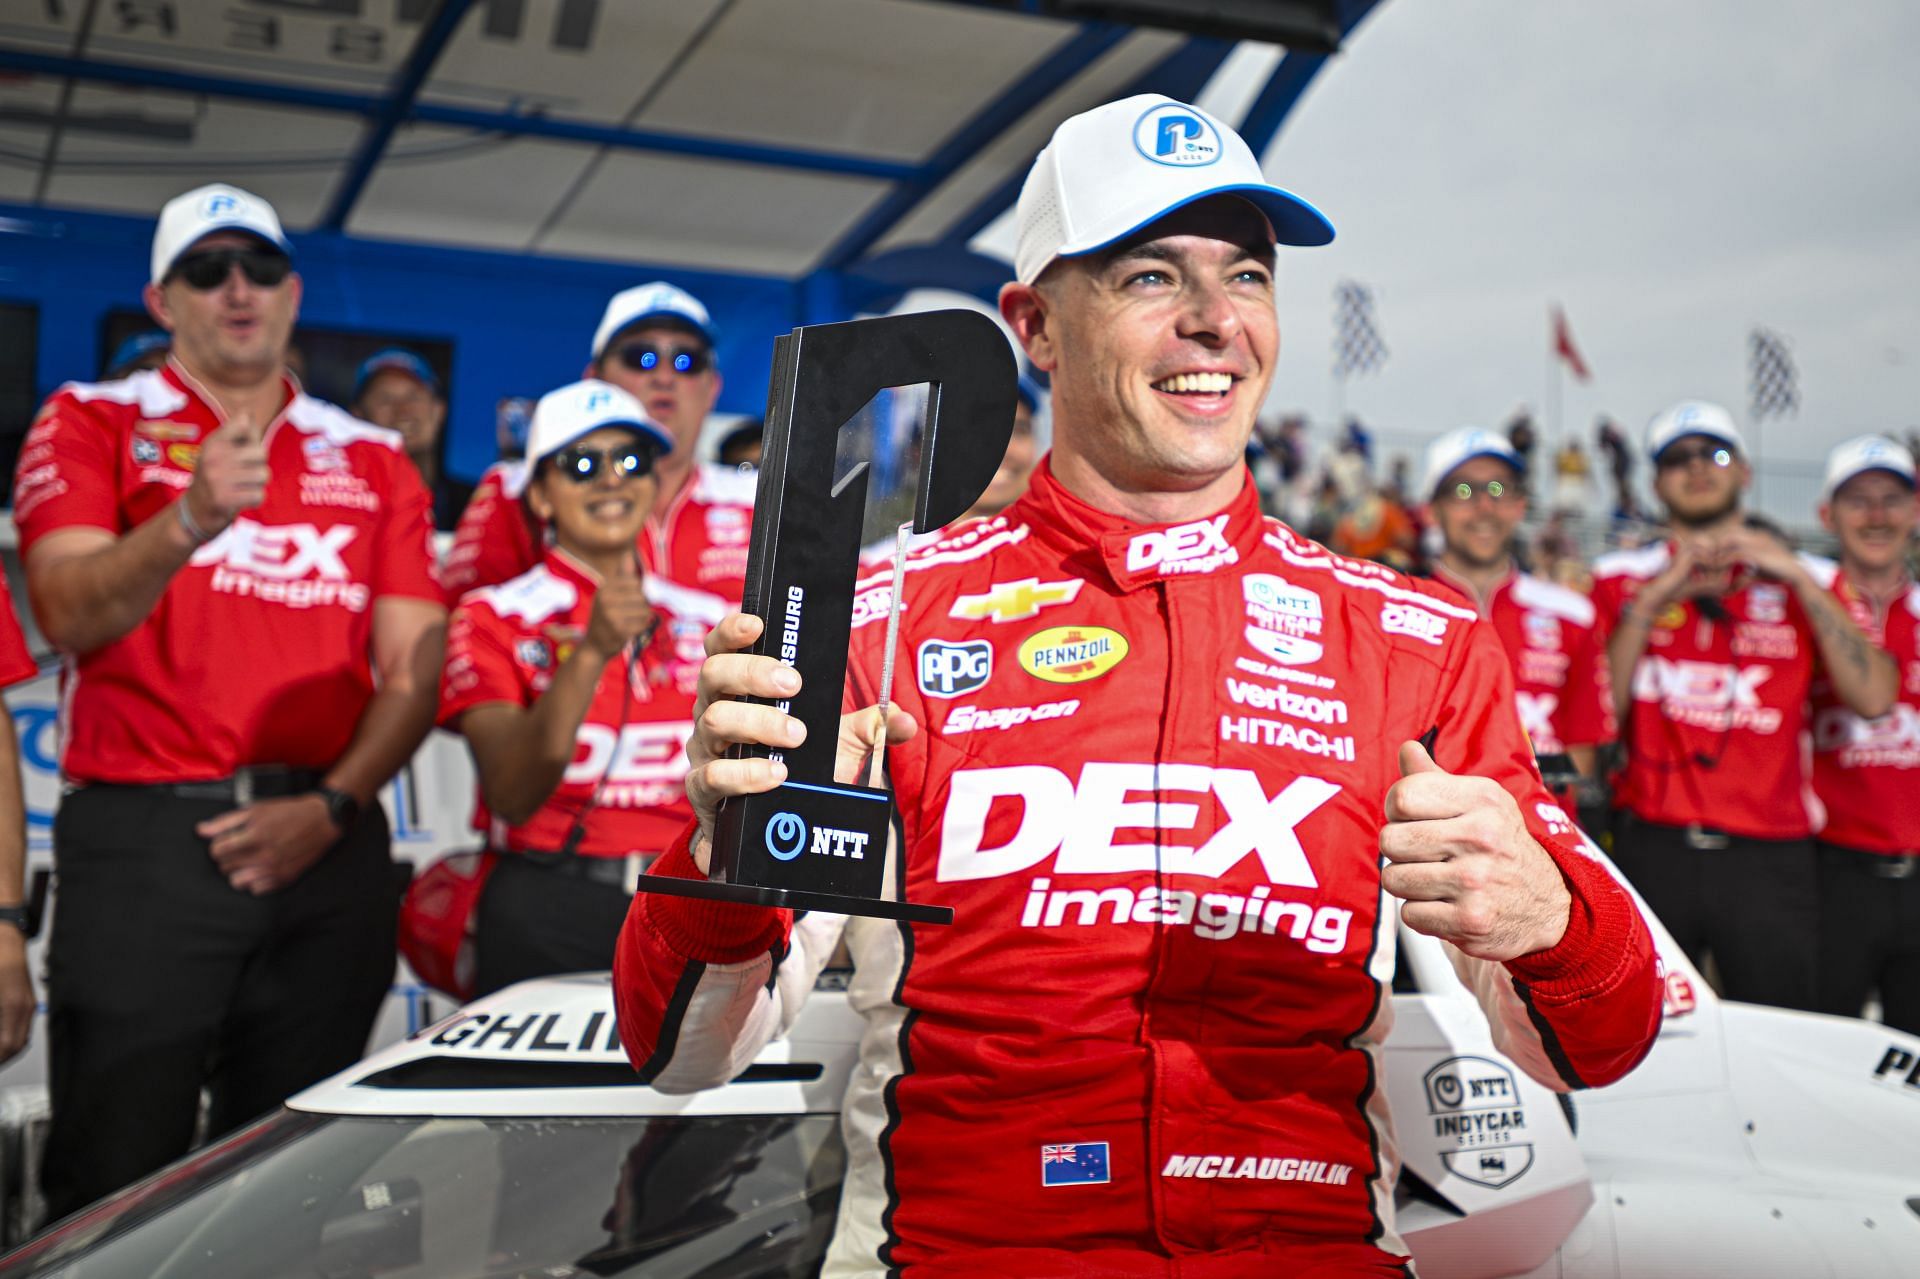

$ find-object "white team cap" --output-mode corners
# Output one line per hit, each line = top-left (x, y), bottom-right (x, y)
(526, 380), (674, 468)
(1821, 434), (1916, 502)
(1421, 427), (1526, 502)
(150, 183), (291, 285)
(1012, 94), (1333, 286)
(591, 281), (718, 359)
(1646, 400), (1746, 463)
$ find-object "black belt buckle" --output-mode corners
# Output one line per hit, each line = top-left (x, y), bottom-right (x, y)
(1685, 824), (1732, 851)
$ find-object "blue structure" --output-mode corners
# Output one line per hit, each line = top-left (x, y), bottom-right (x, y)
(0, 2), (1380, 486)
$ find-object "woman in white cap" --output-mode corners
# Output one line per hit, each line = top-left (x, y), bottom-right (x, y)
(437, 380), (726, 994)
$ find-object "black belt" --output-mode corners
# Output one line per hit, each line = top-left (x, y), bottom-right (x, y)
(510, 849), (647, 889)
(1820, 842), (1920, 880)
(91, 766), (326, 806)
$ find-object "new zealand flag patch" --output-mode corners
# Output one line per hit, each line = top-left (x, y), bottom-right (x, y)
(1041, 1141), (1110, 1186)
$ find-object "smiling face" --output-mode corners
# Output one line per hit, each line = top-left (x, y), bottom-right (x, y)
(1823, 470), (1918, 576)
(527, 427), (658, 562)
(356, 369), (445, 459)
(143, 230), (300, 386)
(1004, 197), (1277, 500)
(1431, 455), (1527, 570)
(1652, 433), (1749, 527)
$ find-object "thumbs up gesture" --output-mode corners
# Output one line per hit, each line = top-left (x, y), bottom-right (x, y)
(1380, 741), (1572, 961)
(183, 411), (269, 535)
(585, 554), (655, 659)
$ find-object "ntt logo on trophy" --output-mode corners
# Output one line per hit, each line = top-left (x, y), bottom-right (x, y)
(766, 812), (808, 861)
(764, 810), (872, 863)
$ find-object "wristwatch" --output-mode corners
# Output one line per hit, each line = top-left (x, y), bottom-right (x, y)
(314, 786), (362, 833)
(0, 906), (29, 935)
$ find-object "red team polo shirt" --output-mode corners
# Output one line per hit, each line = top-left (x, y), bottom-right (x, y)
(441, 459), (755, 605)
(1433, 567), (1612, 757)
(439, 550), (725, 858)
(12, 363), (442, 784)
(0, 576), (40, 693)
(1590, 542), (1817, 839)
(1804, 558), (1920, 855)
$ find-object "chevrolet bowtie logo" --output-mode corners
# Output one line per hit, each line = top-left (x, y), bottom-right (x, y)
(948, 577), (1084, 624)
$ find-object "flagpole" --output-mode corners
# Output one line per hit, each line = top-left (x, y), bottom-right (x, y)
(1545, 305), (1559, 455)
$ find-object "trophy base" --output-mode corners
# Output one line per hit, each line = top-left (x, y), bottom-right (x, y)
(632, 873), (954, 926)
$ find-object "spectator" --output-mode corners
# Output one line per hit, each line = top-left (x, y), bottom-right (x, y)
(714, 418), (763, 469)
(1331, 474), (1417, 569)
(351, 347), (471, 531)
(1506, 409), (1538, 471)
(0, 574), (39, 1070)
(439, 382), (721, 995)
(615, 93), (1658, 1274)
(1596, 415), (1637, 518)
(1421, 428), (1612, 818)
(102, 330), (169, 380)
(1592, 401), (1893, 1009)
(442, 282), (753, 606)
(1805, 436), (1920, 1032)
(1552, 438), (1593, 512)
(13, 182), (446, 1218)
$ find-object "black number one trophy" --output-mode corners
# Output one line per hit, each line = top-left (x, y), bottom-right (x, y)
(632, 309), (1016, 924)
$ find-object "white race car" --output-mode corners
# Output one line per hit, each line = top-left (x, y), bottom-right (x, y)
(4, 847), (1917, 1277)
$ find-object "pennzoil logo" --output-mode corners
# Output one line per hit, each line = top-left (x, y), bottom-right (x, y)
(1019, 626), (1128, 684)
(949, 577), (1083, 624)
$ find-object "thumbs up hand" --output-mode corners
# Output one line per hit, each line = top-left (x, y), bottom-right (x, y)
(584, 554), (654, 659)
(1380, 741), (1571, 961)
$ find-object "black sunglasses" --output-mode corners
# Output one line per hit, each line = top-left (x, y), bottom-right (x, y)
(550, 442), (657, 485)
(612, 342), (711, 377)
(168, 248), (292, 291)
(1657, 442), (1734, 471)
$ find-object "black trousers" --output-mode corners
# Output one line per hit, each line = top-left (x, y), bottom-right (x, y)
(1611, 815), (1819, 1011)
(42, 785), (398, 1222)
(471, 853), (633, 997)
(1816, 841), (1920, 1034)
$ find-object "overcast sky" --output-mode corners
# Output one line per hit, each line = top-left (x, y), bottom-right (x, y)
(1255, 0), (1920, 475)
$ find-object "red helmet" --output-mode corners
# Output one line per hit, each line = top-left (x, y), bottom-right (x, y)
(398, 850), (498, 1001)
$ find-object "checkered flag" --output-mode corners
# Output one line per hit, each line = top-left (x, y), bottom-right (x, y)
(1749, 327), (1798, 419)
(1333, 281), (1388, 380)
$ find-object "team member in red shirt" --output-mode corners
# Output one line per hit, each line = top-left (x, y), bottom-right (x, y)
(1593, 401), (1894, 1010)
(1802, 436), (1920, 1031)
(0, 575), (42, 1068)
(13, 183), (447, 1218)
(440, 381), (724, 995)
(615, 96), (1660, 1275)
(1421, 428), (1612, 784)
(441, 282), (754, 604)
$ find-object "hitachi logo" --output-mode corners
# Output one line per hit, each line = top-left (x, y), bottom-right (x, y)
(1161, 1155), (1352, 1184)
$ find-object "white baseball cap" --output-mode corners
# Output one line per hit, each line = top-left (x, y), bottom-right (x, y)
(1013, 94), (1333, 286)
(526, 380), (674, 468)
(150, 183), (291, 285)
(1421, 427), (1526, 502)
(591, 282), (717, 359)
(1821, 434), (1916, 502)
(1646, 400), (1746, 463)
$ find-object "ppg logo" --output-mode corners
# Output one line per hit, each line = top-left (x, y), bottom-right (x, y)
(1133, 105), (1222, 168)
(917, 639), (992, 698)
(766, 811), (807, 861)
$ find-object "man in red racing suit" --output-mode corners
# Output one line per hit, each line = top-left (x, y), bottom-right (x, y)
(614, 95), (1661, 1276)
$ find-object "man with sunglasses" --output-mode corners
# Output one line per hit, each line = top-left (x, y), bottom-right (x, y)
(441, 282), (754, 606)
(1801, 437), (1920, 1032)
(13, 182), (447, 1217)
(440, 381), (724, 993)
(1421, 429), (1612, 807)
(1592, 401), (1895, 1009)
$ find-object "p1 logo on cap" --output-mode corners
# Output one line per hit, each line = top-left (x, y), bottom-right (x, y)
(1134, 103), (1222, 168)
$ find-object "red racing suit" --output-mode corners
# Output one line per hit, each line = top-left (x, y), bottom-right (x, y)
(442, 458), (754, 605)
(615, 462), (1661, 1276)
(1803, 558), (1920, 854)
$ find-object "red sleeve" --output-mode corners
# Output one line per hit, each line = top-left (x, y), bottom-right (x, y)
(12, 397), (120, 550)
(1431, 621), (1661, 1088)
(1553, 616), (1614, 749)
(0, 575), (38, 690)
(440, 468), (539, 604)
(437, 602), (527, 729)
(373, 453), (444, 604)
(1587, 573), (1625, 641)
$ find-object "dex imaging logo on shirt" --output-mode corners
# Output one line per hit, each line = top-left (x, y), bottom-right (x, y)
(1126, 515), (1238, 576)
(190, 518), (369, 612)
